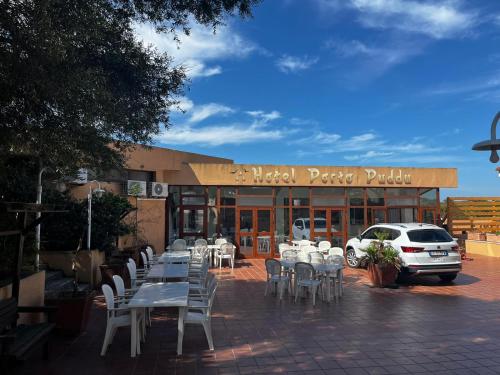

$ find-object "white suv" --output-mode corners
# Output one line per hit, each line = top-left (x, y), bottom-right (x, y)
(345, 223), (461, 282)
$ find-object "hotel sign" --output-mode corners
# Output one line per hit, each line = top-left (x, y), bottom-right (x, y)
(186, 164), (458, 188)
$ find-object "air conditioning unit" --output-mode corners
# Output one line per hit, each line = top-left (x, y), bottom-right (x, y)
(151, 182), (169, 197)
(127, 180), (147, 196)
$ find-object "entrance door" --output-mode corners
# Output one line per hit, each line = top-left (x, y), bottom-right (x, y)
(180, 206), (206, 245)
(312, 209), (345, 248)
(237, 208), (274, 258)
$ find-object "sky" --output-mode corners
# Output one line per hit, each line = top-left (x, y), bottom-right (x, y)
(134, 0), (500, 198)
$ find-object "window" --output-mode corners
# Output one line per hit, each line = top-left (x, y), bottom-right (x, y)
(220, 187), (236, 205)
(237, 196), (273, 206)
(420, 189), (437, 206)
(220, 208), (235, 243)
(349, 207), (365, 237)
(386, 188), (418, 196)
(349, 189), (364, 206)
(362, 228), (377, 239)
(291, 188), (309, 206)
(367, 188), (384, 206)
(208, 186), (217, 206)
(388, 208), (417, 223)
(407, 229), (453, 243)
(275, 187), (289, 206)
(182, 186), (205, 195)
(238, 186), (272, 195)
(182, 196), (205, 205)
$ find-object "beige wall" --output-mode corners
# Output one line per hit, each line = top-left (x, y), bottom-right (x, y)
(466, 240), (500, 257)
(40, 250), (105, 288)
(0, 271), (46, 324)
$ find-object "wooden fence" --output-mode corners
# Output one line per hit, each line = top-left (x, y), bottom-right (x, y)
(447, 197), (500, 235)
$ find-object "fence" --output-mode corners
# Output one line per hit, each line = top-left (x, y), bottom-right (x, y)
(447, 197), (500, 236)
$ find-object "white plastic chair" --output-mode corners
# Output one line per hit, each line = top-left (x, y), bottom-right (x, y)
(265, 258), (290, 300)
(113, 274), (149, 326)
(195, 239), (208, 247)
(100, 284), (144, 356)
(179, 283), (218, 354)
(214, 238), (227, 246)
(145, 246), (157, 264)
(309, 252), (325, 264)
(278, 243), (291, 257)
(318, 241), (331, 252)
(325, 255), (344, 300)
(216, 243), (235, 269)
(172, 239), (187, 251)
(329, 247), (344, 257)
(297, 250), (310, 263)
(294, 262), (322, 306)
(140, 252), (150, 270)
(299, 239), (312, 250)
(127, 259), (145, 288)
(281, 249), (297, 260)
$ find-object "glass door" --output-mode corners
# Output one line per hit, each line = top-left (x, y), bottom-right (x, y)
(368, 208), (386, 226)
(237, 208), (274, 258)
(312, 208), (345, 248)
(238, 209), (254, 258)
(181, 206), (206, 245)
(256, 209), (273, 257)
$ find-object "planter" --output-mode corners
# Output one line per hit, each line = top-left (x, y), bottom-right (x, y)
(99, 263), (129, 289)
(45, 291), (95, 336)
(367, 263), (398, 287)
(486, 233), (498, 243)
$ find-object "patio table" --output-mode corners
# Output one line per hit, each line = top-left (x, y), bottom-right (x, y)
(159, 251), (191, 264)
(127, 282), (189, 357)
(146, 263), (189, 281)
(280, 260), (343, 302)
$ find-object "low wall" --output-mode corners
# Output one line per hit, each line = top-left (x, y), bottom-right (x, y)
(40, 250), (105, 288)
(466, 240), (500, 257)
(0, 271), (46, 324)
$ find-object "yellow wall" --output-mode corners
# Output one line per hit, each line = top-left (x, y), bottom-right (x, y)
(466, 240), (500, 257)
(0, 271), (46, 324)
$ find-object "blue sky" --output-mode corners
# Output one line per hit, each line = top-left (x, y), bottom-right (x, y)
(135, 0), (500, 198)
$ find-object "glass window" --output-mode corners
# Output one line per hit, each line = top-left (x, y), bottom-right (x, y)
(291, 188), (309, 206)
(220, 208), (235, 243)
(220, 187), (236, 205)
(362, 228), (377, 240)
(368, 209), (385, 225)
(311, 188), (345, 196)
(168, 186), (180, 244)
(386, 197), (418, 206)
(367, 188), (384, 206)
(292, 208), (310, 240)
(239, 209), (253, 232)
(407, 229), (453, 243)
(388, 208), (417, 223)
(275, 207), (290, 250)
(422, 209), (436, 224)
(182, 208), (204, 234)
(257, 210), (271, 232)
(311, 188), (345, 206)
(182, 186), (205, 195)
(208, 186), (217, 206)
(208, 207), (217, 239)
(275, 187), (290, 206)
(420, 189), (437, 207)
(238, 186), (272, 195)
(237, 196), (273, 206)
(182, 196), (205, 205)
(386, 188), (418, 196)
(349, 207), (365, 237)
(349, 188), (364, 206)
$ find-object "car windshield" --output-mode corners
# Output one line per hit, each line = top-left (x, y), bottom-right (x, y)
(407, 229), (453, 243)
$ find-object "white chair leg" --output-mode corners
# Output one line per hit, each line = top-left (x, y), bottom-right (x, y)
(294, 285), (299, 303)
(264, 280), (269, 296)
(100, 323), (112, 356)
(202, 320), (214, 351)
(312, 286), (317, 306)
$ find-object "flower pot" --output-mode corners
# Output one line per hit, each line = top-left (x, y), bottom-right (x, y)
(367, 263), (398, 287)
(45, 291), (95, 336)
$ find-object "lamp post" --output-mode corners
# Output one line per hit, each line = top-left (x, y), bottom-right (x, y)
(87, 181), (105, 250)
(472, 112), (500, 164)
(35, 167), (49, 271)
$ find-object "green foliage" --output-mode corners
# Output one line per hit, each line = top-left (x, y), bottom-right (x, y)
(0, 0), (260, 174)
(361, 231), (401, 270)
(41, 192), (135, 253)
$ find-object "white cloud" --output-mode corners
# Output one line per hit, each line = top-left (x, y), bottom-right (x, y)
(246, 110), (282, 122)
(188, 103), (234, 123)
(334, 0), (478, 39)
(426, 71), (500, 102)
(173, 96), (194, 112)
(134, 21), (256, 78)
(276, 55), (318, 73)
(160, 107), (286, 147)
(290, 117), (319, 126)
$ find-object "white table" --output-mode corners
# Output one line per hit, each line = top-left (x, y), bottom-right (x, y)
(280, 260), (343, 302)
(159, 251), (191, 264)
(146, 263), (189, 281)
(128, 282), (189, 357)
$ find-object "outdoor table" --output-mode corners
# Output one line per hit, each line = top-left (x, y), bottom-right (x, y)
(159, 251), (191, 264)
(127, 282), (189, 357)
(146, 263), (189, 281)
(165, 245), (194, 251)
(280, 260), (343, 302)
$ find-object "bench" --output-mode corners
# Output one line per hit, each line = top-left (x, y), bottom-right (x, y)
(0, 298), (56, 368)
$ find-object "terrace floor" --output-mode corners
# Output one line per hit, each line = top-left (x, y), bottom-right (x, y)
(13, 255), (500, 375)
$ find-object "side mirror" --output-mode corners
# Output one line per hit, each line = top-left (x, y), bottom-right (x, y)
(297, 225), (303, 230)
(356, 235), (362, 241)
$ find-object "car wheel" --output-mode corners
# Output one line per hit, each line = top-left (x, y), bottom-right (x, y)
(439, 274), (457, 283)
(346, 248), (360, 268)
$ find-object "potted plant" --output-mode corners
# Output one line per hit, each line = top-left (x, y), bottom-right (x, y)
(362, 231), (401, 288)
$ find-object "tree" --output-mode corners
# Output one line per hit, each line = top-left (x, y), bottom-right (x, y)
(0, 0), (260, 175)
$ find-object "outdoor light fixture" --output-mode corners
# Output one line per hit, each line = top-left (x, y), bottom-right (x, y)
(87, 181), (105, 250)
(472, 112), (500, 163)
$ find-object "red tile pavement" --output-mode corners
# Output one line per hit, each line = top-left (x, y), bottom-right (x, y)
(12, 254), (500, 375)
